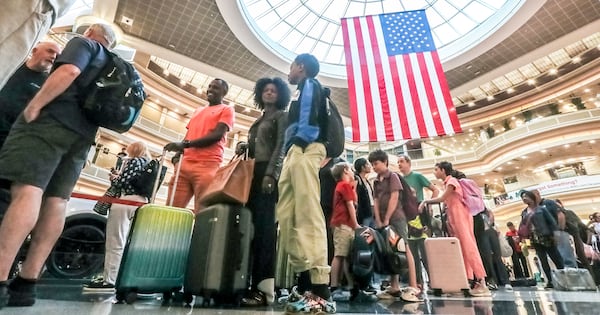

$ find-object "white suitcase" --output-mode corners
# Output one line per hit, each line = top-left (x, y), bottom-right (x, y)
(425, 237), (470, 296)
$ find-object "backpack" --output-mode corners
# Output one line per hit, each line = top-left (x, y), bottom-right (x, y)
(458, 178), (485, 215)
(351, 227), (375, 286)
(82, 47), (146, 133)
(130, 159), (167, 200)
(322, 87), (345, 158)
(394, 173), (419, 221)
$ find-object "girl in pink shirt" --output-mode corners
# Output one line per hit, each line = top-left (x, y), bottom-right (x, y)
(418, 161), (490, 297)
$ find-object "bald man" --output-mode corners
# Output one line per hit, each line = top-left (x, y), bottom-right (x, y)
(0, 42), (61, 148)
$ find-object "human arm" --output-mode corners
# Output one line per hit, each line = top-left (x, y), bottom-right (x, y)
(418, 184), (452, 211)
(263, 112), (287, 193)
(289, 80), (320, 149)
(346, 200), (360, 229)
(383, 190), (399, 227)
(23, 64), (81, 122)
(165, 122), (229, 152)
(427, 182), (440, 198)
(373, 199), (382, 228)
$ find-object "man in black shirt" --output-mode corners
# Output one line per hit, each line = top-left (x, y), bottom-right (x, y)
(0, 42), (61, 148)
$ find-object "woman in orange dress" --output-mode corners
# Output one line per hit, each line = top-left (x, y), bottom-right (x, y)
(418, 161), (490, 297)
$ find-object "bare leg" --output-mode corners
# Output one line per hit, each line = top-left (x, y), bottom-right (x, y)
(406, 245), (418, 289)
(0, 184), (43, 281)
(20, 197), (66, 279)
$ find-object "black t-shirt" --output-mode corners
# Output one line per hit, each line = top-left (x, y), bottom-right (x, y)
(44, 36), (106, 141)
(0, 64), (48, 147)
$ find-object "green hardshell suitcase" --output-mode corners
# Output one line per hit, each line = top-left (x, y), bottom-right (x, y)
(115, 204), (194, 304)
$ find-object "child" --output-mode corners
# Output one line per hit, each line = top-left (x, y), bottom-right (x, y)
(329, 162), (360, 301)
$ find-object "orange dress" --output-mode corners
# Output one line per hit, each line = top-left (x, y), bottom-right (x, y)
(443, 176), (487, 280)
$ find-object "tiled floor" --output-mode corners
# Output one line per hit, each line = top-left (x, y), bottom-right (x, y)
(2, 278), (600, 315)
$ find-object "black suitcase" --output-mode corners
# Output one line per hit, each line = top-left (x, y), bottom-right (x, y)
(184, 203), (253, 306)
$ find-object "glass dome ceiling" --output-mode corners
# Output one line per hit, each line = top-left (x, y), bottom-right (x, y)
(239, 0), (524, 78)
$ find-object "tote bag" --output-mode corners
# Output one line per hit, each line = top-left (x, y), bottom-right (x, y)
(198, 153), (254, 207)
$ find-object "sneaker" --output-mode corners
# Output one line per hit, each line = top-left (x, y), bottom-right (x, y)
(376, 289), (401, 300)
(331, 289), (349, 302)
(279, 286), (303, 304)
(285, 292), (336, 314)
(7, 277), (36, 307)
(469, 282), (491, 297)
(82, 275), (104, 288)
(82, 281), (115, 293)
(400, 287), (423, 303)
(487, 282), (498, 291)
(363, 285), (377, 294)
(0, 285), (8, 309)
(504, 284), (513, 291)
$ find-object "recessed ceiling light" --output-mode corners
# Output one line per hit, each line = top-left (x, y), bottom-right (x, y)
(521, 156), (528, 159)
(541, 149), (547, 153)
(487, 95), (494, 101)
(590, 140), (596, 144)
(507, 87), (515, 93)
(468, 102), (475, 107)
(549, 69), (558, 74)
(527, 79), (535, 85)
(573, 56), (582, 63)
(564, 144), (570, 148)
(511, 116), (516, 120)
(584, 89), (591, 93)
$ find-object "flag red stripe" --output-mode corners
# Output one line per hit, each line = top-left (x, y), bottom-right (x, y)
(353, 17), (378, 142)
(431, 50), (462, 132)
(388, 56), (411, 139)
(416, 53), (445, 135)
(402, 54), (428, 138)
(341, 18), (362, 142)
(365, 16), (394, 141)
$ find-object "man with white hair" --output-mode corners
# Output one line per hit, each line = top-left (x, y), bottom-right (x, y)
(0, 23), (116, 309)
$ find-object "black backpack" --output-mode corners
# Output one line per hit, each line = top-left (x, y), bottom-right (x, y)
(322, 87), (345, 158)
(82, 47), (146, 133)
(130, 159), (167, 200)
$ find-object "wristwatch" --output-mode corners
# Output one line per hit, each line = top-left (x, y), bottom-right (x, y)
(182, 140), (191, 148)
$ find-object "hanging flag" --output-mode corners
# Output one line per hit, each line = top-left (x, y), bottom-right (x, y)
(341, 10), (462, 142)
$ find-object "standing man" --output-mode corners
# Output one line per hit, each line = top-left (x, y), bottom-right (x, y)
(164, 79), (234, 212)
(397, 154), (439, 203)
(506, 222), (530, 279)
(276, 53), (336, 314)
(0, 23), (117, 309)
(0, 0), (75, 89)
(0, 41), (61, 149)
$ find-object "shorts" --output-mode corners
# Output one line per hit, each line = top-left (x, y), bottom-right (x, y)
(333, 224), (355, 257)
(0, 114), (91, 199)
(390, 217), (409, 243)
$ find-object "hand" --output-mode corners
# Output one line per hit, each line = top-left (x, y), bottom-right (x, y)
(235, 142), (248, 155)
(23, 106), (40, 123)
(261, 176), (276, 194)
(375, 219), (384, 228)
(164, 142), (184, 152)
(383, 219), (390, 227)
(418, 201), (427, 212)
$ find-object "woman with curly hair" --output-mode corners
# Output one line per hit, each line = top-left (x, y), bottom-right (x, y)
(240, 77), (290, 306)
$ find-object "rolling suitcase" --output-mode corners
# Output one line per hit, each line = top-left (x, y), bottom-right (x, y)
(184, 203), (253, 306)
(115, 151), (195, 304)
(275, 223), (297, 293)
(425, 237), (470, 296)
(551, 268), (597, 291)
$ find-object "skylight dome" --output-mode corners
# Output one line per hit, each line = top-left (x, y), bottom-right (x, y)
(239, 0), (524, 78)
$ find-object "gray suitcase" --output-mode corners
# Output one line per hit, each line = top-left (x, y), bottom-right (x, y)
(551, 268), (597, 291)
(184, 204), (253, 306)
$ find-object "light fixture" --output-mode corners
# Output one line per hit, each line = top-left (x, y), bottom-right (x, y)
(468, 102), (475, 107)
(541, 149), (547, 153)
(590, 140), (596, 144)
(564, 144), (570, 148)
(180, 79), (186, 86)
(487, 95), (494, 101)
(573, 56), (582, 63)
(163, 70), (169, 76)
(584, 88), (591, 93)
(527, 79), (535, 85)
(511, 116), (516, 120)
(507, 87), (515, 93)
(549, 68), (558, 75)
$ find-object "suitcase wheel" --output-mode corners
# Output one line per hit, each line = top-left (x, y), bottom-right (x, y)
(125, 291), (138, 304)
(461, 289), (470, 297)
(162, 291), (172, 304)
(115, 291), (126, 303)
(433, 288), (442, 297)
(183, 292), (194, 305)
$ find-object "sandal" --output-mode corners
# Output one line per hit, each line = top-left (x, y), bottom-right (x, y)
(240, 290), (267, 306)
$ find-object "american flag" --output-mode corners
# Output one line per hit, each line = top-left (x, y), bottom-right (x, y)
(341, 10), (462, 142)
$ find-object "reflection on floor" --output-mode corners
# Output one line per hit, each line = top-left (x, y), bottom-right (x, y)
(2, 278), (600, 315)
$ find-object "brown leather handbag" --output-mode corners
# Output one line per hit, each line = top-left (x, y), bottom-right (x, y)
(198, 152), (254, 207)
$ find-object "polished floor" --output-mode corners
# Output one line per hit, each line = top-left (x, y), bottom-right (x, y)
(2, 277), (600, 315)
